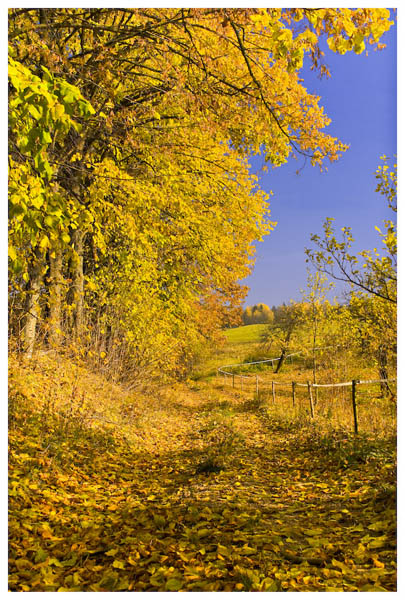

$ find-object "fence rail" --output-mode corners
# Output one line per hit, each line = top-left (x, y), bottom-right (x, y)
(217, 352), (396, 434)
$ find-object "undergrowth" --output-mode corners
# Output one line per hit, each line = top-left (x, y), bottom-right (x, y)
(9, 352), (396, 592)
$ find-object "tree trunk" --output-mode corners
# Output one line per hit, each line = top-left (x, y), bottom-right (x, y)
(275, 330), (292, 374)
(23, 248), (44, 358)
(275, 347), (287, 374)
(377, 347), (390, 396)
(48, 245), (63, 347)
(312, 312), (318, 405)
(70, 229), (85, 339)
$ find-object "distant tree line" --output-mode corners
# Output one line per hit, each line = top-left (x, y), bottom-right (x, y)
(242, 303), (274, 325)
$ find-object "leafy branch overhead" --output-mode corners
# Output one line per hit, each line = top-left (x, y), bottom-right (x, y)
(8, 7), (394, 374)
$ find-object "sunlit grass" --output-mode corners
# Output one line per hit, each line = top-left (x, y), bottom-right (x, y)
(223, 323), (268, 344)
(212, 335), (396, 438)
(9, 348), (396, 592)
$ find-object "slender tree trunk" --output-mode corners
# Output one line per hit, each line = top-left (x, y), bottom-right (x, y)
(70, 229), (85, 339)
(275, 330), (292, 374)
(49, 245), (63, 347)
(275, 347), (286, 373)
(23, 248), (43, 358)
(377, 346), (390, 396)
(312, 311), (318, 405)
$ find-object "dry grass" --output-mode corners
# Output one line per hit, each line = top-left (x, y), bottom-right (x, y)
(9, 349), (396, 592)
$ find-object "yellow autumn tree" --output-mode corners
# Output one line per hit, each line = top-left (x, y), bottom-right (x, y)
(8, 8), (394, 382)
(306, 158), (397, 391)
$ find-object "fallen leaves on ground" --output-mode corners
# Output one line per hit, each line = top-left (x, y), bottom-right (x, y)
(8, 354), (396, 591)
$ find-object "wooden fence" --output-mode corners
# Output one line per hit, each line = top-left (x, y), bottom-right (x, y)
(217, 353), (396, 434)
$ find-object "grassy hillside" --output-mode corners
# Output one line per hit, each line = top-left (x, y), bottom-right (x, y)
(191, 324), (269, 380)
(224, 323), (268, 344)
(9, 350), (396, 592)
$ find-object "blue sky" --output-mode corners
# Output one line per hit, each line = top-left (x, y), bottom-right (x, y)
(244, 17), (397, 308)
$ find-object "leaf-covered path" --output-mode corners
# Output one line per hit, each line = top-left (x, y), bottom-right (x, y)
(9, 361), (396, 592)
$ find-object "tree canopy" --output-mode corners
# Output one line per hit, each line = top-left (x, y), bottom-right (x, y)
(8, 8), (394, 382)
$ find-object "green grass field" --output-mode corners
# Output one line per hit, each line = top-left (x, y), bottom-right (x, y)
(223, 323), (268, 344)
(191, 324), (268, 380)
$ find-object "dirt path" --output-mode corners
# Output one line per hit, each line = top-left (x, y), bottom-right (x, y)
(9, 374), (396, 591)
(114, 380), (396, 591)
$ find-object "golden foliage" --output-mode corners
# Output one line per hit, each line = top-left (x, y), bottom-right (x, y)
(9, 351), (396, 591)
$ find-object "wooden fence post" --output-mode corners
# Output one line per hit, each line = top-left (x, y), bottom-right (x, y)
(292, 381), (296, 407)
(272, 381), (276, 404)
(232, 373), (235, 388)
(352, 379), (359, 434)
(307, 381), (315, 418)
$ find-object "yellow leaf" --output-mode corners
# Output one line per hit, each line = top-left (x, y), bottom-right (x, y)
(372, 558), (385, 568)
(361, 585), (388, 592)
(165, 578), (183, 591)
(304, 527), (323, 536)
(9, 245), (17, 261)
(39, 235), (50, 249)
(196, 528), (211, 538)
(127, 553), (140, 566)
(217, 544), (230, 557)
